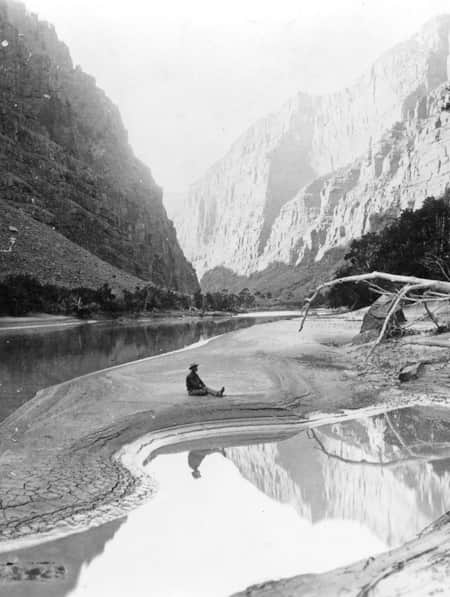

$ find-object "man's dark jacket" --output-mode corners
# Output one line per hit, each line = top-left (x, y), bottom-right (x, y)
(186, 370), (206, 393)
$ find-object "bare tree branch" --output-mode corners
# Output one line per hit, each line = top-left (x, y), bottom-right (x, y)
(423, 254), (450, 281)
(309, 428), (425, 468)
(423, 301), (442, 330)
(367, 282), (430, 358)
(299, 271), (450, 333)
(299, 271), (450, 359)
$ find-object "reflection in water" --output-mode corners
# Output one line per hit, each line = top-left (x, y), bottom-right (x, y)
(188, 449), (226, 478)
(4, 407), (450, 597)
(14, 450), (384, 597)
(3, 518), (126, 597)
(0, 317), (257, 422)
(228, 406), (450, 548)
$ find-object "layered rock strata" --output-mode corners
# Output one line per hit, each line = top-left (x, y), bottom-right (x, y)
(174, 16), (450, 284)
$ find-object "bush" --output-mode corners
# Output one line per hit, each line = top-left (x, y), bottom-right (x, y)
(326, 193), (450, 309)
(0, 276), (257, 317)
(0, 275), (45, 315)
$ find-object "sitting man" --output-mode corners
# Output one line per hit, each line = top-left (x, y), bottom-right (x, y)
(186, 363), (225, 397)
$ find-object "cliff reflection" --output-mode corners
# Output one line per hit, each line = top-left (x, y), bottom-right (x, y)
(3, 517), (126, 597)
(227, 406), (450, 548)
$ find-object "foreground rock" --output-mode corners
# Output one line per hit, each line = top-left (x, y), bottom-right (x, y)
(399, 361), (425, 382)
(361, 295), (406, 334)
(232, 513), (450, 597)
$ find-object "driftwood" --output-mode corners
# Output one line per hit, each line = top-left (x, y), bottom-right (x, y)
(299, 271), (450, 357)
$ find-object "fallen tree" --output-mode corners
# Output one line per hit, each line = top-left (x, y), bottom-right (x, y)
(299, 271), (450, 356)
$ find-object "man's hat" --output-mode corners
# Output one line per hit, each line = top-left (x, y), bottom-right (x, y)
(189, 363), (199, 370)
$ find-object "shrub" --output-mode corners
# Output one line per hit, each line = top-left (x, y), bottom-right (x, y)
(0, 276), (255, 317)
(326, 193), (450, 309)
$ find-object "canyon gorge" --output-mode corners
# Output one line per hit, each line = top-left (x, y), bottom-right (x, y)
(171, 16), (450, 298)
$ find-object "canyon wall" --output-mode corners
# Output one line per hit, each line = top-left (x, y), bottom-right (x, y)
(173, 16), (450, 290)
(0, 0), (198, 293)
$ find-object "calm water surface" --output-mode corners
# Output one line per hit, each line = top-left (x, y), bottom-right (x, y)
(5, 406), (450, 597)
(0, 317), (272, 422)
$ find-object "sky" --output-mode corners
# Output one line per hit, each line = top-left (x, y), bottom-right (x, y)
(22, 0), (450, 194)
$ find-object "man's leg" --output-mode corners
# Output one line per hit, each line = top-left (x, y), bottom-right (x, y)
(205, 386), (225, 397)
(188, 389), (208, 396)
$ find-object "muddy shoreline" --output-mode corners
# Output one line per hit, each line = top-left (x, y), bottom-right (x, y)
(0, 314), (449, 595)
(0, 315), (371, 547)
(0, 309), (303, 333)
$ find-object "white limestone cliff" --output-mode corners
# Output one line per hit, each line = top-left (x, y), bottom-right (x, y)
(261, 86), (450, 269)
(173, 16), (450, 281)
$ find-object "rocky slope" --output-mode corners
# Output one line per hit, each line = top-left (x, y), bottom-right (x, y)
(174, 16), (450, 293)
(0, 0), (198, 293)
(0, 200), (147, 291)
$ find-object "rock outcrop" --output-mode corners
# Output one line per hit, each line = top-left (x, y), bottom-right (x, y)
(173, 16), (450, 291)
(0, 0), (198, 293)
(360, 295), (406, 334)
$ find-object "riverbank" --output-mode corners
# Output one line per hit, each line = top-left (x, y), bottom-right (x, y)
(0, 312), (221, 333)
(0, 313), (303, 424)
(0, 313), (449, 595)
(0, 315), (369, 548)
(0, 315), (91, 332)
(0, 309), (302, 333)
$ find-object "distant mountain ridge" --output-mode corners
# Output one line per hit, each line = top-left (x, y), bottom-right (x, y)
(0, 0), (199, 293)
(173, 15), (450, 297)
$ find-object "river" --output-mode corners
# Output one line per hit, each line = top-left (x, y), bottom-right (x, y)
(0, 315), (291, 422)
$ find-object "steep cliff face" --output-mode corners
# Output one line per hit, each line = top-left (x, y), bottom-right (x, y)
(0, 0), (198, 293)
(260, 84), (450, 269)
(174, 16), (450, 286)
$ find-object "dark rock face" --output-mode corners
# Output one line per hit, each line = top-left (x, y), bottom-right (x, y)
(0, 0), (199, 293)
(399, 362), (425, 382)
(0, 200), (147, 291)
(360, 296), (406, 334)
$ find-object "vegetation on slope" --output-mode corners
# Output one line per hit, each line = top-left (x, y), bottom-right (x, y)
(326, 193), (450, 309)
(201, 248), (346, 305)
(0, 276), (259, 317)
